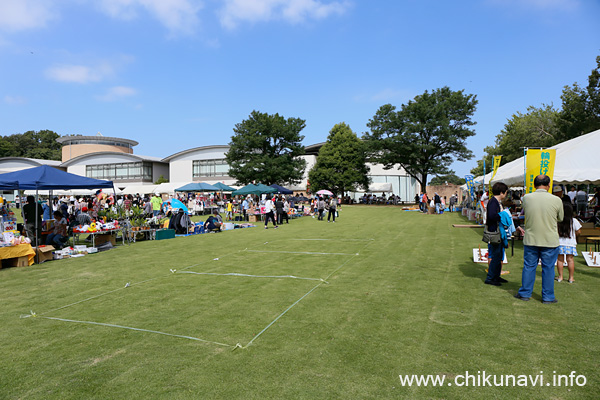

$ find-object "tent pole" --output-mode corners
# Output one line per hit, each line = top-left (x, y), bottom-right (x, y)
(34, 189), (39, 263)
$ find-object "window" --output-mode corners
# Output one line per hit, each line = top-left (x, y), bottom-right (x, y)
(86, 162), (153, 181)
(193, 159), (229, 177)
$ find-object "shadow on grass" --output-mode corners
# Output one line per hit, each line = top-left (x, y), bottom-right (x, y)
(457, 260), (544, 302)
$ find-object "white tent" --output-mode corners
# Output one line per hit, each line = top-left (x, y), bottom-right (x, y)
(491, 128), (600, 186)
(121, 184), (158, 195)
(353, 182), (393, 192)
(153, 182), (188, 195)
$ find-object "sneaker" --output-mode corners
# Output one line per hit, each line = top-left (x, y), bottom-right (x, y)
(264, 226), (268, 229)
(514, 293), (530, 301)
(274, 226), (278, 229)
(542, 299), (558, 304)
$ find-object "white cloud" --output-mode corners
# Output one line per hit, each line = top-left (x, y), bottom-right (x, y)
(3, 95), (27, 105)
(96, 86), (138, 101)
(45, 62), (115, 84)
(97, 0), (203, 35)
(0, 0), (57, 32)
(219, 0), (350, 29)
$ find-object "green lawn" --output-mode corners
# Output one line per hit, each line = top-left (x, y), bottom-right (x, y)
(1, 207), (598, 399)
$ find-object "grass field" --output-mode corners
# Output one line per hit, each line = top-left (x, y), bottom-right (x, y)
(1, 206), (599, 399)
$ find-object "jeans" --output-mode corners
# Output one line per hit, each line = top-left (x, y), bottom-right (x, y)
(518, 245), (560, 301)
(328, 208), (336, 222)
(46, 233), (67, 247)
(485, 243), (504, 282)
(153, 210), (160, 217)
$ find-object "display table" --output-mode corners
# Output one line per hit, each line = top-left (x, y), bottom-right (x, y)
(126, 228), (156, 243)
(0, 243), (35, 267)
(72, 229), (125, 248)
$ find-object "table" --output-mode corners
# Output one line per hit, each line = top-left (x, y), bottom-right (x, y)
(586, 236), (600, 252)
(72, 229), (125, 248)
(0, 243), (35, 266)
(126, 228), (156, 243)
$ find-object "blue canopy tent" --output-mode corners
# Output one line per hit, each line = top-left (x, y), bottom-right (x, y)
(270, 184), (293, 194)
(0, 165), (115, 259)
(232, 183), (277, 196)
(174, 182), (220, 192)
(213, 182), (236, 192)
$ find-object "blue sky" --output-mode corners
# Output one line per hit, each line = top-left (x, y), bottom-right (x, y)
(1, 0), (599, 178)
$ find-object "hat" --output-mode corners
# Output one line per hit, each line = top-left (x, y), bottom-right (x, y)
(552, 185), (563, 193)
(82, 206), (88, 212)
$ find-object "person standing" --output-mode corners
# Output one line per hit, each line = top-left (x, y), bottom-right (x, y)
(151, 193), (162, 217)
(328, 195), (337, 223)
(515, 175), (564, 304)
(264, 196), (278, 229)
(434, 193), (442, 214)
(556, 202), (581, 284)
(317, 196), (326, 220)
(575, 186), (588, 217)
(566, 186), (577, 204)
(23, 196), (44, 246)
(242, 196), (250, 221)
(484, 183), (509, 286)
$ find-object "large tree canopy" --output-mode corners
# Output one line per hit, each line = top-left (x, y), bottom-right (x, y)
(308, 122), (370, 196)
(365, 86), (477, 192)
(225, 110), (307, 186)
(470, 104), (559, 175)
(0, 130), (62, 160)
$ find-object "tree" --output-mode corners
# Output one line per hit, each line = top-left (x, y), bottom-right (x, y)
(0, 130), (62, 160)
(154, 175), (169, 184)
(225, 111), (307, 186)
(557, 55), (600, 141)
(470, 104), (559, 175)
(308, 123), (370, 196)
(429, 173), (465, 186)
(365, 86), (477, 192)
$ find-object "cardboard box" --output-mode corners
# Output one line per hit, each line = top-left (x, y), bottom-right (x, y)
(5, 256), (29, 267)
(95, 234), (117, 246)
(35, 246), (55, 263)
(248, 215), (257, 223)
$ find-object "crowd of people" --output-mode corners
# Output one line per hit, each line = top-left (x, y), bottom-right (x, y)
(483, 175), (600, 304)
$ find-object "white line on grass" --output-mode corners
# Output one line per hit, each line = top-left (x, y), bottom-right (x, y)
(290, 238), (375, 242)
(245, 250), (359, 256)
(37, 316), (233, 347)
(177, 271), (326, 282)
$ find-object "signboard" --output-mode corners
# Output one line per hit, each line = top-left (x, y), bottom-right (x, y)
(525, 149), (556, 194)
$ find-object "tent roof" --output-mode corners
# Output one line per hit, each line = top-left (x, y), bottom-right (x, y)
(491, 128), (600, 186)
(153, 182), (187, 194)
(0, 165), (114, 190)
(232, 183), (277, 196)
(212, 182), (236, 192)
(270, 184), (293, 194)
(175, 182), (220, 192)
(120, 184), (158, 195)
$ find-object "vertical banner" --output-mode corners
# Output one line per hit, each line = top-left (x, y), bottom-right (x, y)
(465, 175), (475, 202)
(489, 155), (502, 192)
(525, 149), (556, 194)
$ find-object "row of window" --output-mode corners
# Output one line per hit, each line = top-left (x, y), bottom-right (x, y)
(65, 140), (132, 148)
(85, 159), (230, 181)
(192, 159), (229, 177)
(86, 162), (153, 181)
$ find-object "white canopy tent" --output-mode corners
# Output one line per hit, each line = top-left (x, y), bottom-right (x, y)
(153, 182), (188, 195)
(490, 128), (600, 186)
(120, 184), (158, 195)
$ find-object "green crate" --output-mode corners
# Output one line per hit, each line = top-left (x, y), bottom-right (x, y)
(155, 229), (175, 240)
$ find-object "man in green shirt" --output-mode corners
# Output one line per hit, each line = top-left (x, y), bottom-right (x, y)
(515, 175), (564, 304)
(151, 194), (163, 217)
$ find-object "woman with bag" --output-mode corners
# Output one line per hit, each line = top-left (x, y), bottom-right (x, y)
(484, 182), (509, 286)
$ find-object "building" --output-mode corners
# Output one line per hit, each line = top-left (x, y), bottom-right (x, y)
(0, 134), (419, 201)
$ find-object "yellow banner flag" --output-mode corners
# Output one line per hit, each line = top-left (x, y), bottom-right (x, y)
(489, 155), (502, 192)
(525, 149), (556, 194)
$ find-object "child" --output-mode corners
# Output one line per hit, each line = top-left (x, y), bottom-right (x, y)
(225, 199), (233, 221)
(556, 201), (582, 283)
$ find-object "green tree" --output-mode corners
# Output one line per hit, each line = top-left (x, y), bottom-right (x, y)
(154, 175), (169, 184)
(429, 173), (465, 186)
(365, 86), (477, 192)
(557, 55), (600, 141)
(0, 130), (62, 160)
(470, 104), (559, 175)
(225, 110), (307, 186)
(308, 123), (370, 196)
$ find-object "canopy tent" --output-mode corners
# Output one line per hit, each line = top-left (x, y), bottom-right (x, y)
(270, 184), (293, 194)
(0, 165), (114, 191)
(212, 182), (236, 192)
(175, 182), (220, 192)
(153, 182), (187, 195)
(121, 184), (158, 195)
(491, 128), (600, 186)
(352, 182), (393, 193)
(232, 183), (277, 196)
